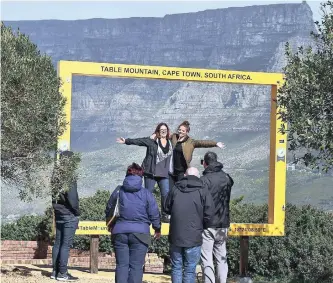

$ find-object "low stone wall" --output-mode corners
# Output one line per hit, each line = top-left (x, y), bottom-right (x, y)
(0, 240), (163, 273)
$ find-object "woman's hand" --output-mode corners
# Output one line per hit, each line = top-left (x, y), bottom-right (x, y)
(150, 133), (156, 140)
(116, 137), (126, 144)
(154, 231), (161, 240)
(216, 142), (226, 149)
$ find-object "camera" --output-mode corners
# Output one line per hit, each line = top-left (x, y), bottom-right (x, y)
(200, 159), (204, 165)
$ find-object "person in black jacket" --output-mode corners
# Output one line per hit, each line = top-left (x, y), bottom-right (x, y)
(199, 151), (234, 283)
(116, 122), (173, 222)
(164, 167), (214, 283)
(51, 150), (80, 281)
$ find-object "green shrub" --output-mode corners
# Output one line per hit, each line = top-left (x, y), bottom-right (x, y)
(1, 212), (51, 241)
(227, 203), (333, 283)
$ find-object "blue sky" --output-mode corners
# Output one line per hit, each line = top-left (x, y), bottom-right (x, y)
(1, 1), (323, 22)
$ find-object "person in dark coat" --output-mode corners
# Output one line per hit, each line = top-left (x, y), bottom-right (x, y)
(164, 167), (214, 283)
(51, 150), (80, 281)
(116, 123), (173, 222)
(105, 163), (161, 283)
(200, 151), (234, 283)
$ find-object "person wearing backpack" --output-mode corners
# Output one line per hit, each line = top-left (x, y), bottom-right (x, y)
(105, 163), (161, 283)
(200, 152), (234, 283)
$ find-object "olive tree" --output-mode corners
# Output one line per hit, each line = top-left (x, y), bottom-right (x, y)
(1, 24), (67, 199)
(278, 1), (333, 172)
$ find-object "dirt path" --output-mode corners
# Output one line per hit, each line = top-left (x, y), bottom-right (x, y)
(1, 265), (254, 283)
(1, 265), (171, 283)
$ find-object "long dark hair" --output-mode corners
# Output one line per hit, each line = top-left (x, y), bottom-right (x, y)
(154, 122), (170, 139)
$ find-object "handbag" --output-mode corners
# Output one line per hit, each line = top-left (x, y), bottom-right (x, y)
(106, 187), (121, 232)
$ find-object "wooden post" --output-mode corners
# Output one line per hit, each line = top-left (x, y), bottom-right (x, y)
(239, 236), (249, 277)
(90, 235), (99, 274)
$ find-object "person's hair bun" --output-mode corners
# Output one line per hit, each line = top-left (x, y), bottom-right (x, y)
(178, 120), (190, 132)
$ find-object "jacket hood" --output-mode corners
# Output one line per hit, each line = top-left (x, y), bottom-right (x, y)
(122, 175), (143, 192)
(176, 175), (203, 193)
(203, 162), (224, 175)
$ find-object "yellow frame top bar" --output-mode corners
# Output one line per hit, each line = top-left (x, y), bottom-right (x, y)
(58, 60), (284, 86)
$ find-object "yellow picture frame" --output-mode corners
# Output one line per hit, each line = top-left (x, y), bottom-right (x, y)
(57, 60), (287, 237)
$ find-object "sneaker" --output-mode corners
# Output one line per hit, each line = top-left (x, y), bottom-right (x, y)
(50, 270), (57, 279)
(56, 272), (78, 281)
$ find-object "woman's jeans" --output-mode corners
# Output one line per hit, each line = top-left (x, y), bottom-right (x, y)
(169, 173), (185, 191)
(144, 176), (169, 218)
(112, 233), (148, 283)
(52, 214), (79, 274)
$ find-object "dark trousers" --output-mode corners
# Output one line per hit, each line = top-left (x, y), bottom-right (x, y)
(169, 173), (185, 191)
(52, 214), (78, 274)
(144, 176), (169, 217)
(112, 233), (148, 283)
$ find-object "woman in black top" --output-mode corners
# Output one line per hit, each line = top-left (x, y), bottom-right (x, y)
(169, 120), (225, 190)
(116, 123), (173, 222)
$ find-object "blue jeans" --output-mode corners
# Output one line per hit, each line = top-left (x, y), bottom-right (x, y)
(170, 245), (201, 283)
(112, 233), (148, 283)
(52, 214), (79, 274)
(144, 176), (169, 217)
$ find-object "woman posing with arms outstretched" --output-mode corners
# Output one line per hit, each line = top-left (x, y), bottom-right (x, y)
(116, 123), (173, 222)
(168, 120), (225, 189)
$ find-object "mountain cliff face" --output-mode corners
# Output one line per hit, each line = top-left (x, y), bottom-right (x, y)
(4, 2), (332, 220)
(7, 3), (314, 68)
(6, 2), (315, 149)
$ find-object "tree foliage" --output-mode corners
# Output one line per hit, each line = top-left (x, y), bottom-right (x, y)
(278, 1), (333, 172)
(51, 151), (81, 200)
(1, 24), (67, 199)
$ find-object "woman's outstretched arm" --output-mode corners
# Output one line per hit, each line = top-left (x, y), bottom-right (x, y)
(116, 137), (152, 147)
(192, 139), (225, 149)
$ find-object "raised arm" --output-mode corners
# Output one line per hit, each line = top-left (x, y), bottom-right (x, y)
(116, 136), (152, 147)
(192, 139), (225, 149)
